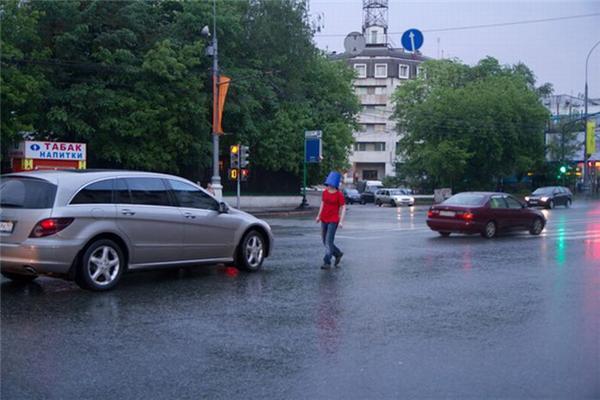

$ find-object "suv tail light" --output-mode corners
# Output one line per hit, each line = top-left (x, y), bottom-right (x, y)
(30, 218), (74, 238)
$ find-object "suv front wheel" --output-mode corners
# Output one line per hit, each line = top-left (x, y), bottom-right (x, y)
(236, 230), (266, 272)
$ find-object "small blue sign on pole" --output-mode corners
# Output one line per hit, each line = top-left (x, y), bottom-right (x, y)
(401, 29), (424, 52)
(305, 130), (322, 163)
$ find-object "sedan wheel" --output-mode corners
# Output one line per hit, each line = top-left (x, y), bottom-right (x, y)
(530, 217), (544, 235)
(77, 239), (124, 291)
(439, 232), (451, 237)
(565, 199), (571, 208)
(390, 200), (397, 207)
(481, 221), (497, 239)
(237, 230), (265, 272)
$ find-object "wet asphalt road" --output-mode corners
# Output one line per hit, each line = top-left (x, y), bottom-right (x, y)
(2, 201), (599, 399)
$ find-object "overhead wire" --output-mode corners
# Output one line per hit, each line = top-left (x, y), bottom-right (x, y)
(314, 12), (600, 37)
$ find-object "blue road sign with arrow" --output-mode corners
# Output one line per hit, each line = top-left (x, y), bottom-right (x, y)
(401, 29), (424, 52)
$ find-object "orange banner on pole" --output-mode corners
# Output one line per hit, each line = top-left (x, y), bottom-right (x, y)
(213, 75), (231, 134)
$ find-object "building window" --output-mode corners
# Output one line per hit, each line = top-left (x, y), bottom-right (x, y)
(363, 170), (378, 180)
(417, 66), (424, 78)
(399, 64), (409, 79)
(354, 64), (367, 78)
(354, 142), (386, 152)
(374, 64), (388, 78)
(354, 142), (366, 151)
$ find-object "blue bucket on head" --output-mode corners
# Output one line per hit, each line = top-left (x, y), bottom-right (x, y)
(324, 171), (341, 188)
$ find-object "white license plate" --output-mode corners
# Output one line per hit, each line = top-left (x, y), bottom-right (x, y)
(439, 211), (456, 217)
(0, 221), (14, 233)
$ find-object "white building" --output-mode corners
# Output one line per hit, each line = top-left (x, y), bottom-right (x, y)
(331, 0), (427, 182)
(543, 94), (600, 120)
(543, 94), (600, 162)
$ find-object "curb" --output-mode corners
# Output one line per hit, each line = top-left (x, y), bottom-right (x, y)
(245, 208), (318, 218)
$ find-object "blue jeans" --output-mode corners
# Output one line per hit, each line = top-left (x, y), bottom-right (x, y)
(321, 222), (342, 265)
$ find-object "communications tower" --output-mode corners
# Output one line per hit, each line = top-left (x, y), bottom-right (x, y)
(362, 0), (388, 46)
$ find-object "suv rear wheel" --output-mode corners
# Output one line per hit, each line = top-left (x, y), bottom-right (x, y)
(76, 239), (124, 291)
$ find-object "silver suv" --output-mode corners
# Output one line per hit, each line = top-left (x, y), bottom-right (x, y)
(0, 170), (273, 291)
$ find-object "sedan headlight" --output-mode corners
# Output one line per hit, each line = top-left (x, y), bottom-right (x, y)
(524, 196), (530, 201)
(541, 197), (549, 202)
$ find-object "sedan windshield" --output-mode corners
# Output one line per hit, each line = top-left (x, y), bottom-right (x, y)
(442, 193), (486, 206)
(391, 189), (407, 196)
(346, 189), (359, 195)
(532, 187), (554, 195)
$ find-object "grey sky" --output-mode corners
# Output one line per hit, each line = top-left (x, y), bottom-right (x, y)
(309, 0), (600, 97)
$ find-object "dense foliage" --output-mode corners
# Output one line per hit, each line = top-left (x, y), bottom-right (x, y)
(393, 57), (550, 191)
(1, 0), (358, 182)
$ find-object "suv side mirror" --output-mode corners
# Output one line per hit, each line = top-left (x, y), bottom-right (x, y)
(218, 202), (229, 214)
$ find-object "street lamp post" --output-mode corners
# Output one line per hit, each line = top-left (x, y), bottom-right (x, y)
(583, 39), (600, 193)
(202, 0), (223, 199)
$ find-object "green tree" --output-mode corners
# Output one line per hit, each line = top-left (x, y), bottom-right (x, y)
(393, 58), (549, 191)
(1, 0), (358, 184)
(0, 0), (48, 162)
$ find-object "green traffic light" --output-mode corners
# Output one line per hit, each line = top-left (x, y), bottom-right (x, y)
(559, 166), (567, 174)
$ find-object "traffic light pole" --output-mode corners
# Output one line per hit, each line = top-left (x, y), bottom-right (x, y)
(299, 142), (309, 208)
(236, 150), (241, 209)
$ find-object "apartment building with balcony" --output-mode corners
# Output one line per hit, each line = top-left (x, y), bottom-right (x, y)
(330, 0), (427, 183)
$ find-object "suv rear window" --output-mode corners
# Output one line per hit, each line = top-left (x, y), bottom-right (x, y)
(71, 179), (114, 204)
(0, 177), (57, 209)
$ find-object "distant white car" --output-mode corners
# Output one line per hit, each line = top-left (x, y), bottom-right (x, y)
(375, 188), (415, 207)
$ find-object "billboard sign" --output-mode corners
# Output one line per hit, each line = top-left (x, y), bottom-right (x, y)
(10, 141), (87, 161)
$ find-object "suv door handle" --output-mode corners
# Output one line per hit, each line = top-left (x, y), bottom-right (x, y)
(184, 212), (196, 219)
(121, 209), (136, 216)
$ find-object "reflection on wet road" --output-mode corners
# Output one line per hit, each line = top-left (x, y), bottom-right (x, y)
(2, 201), (599, 399)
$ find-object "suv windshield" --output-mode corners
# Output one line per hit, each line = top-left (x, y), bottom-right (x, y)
(0, 177), (57, 209)
(390, 189), (406, 195)
(532, 187), (554, 195)
(443, 193), (486, 206)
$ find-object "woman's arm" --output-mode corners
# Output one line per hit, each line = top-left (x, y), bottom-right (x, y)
(316, 202), (324, 223)
(338, 205), (346, 228)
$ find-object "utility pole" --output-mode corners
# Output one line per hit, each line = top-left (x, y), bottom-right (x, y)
(583, 39), (600, 193)
(210, 0), (222, 199)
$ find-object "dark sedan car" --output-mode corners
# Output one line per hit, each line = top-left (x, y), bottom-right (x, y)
(426, 192), (546, 238)
(343, 188), (361, 204)
(525, 186), (572, 209)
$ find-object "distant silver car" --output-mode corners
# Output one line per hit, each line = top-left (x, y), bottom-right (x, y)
(0, 170), (273, 291)
(375, 188), (415, 207)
